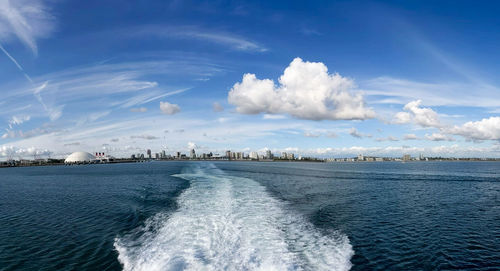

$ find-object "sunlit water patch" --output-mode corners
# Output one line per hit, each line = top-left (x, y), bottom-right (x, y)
(114, 163), (353, 271)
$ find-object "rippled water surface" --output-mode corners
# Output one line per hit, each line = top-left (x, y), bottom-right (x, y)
(0, 161), (499, 270)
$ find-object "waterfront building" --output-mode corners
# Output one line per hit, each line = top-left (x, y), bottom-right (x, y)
(249, 152), (258, 160)
(190, 149), (196, 159)
(266, 150), (273, 159)
(65, 152), (96, 164)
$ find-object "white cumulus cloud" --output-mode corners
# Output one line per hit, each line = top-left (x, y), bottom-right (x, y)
(304, 131), (320, 138)
(376, 136), (399, 142)
(212, 102), (224, 112)
(403, 134), (418, 140)
(349, 127), (372, 138)
(187, 142), (198, 150)
(160, 101), (180, 115)
(425, 133), (455, 142)
(393, 100), (442, 128)
(130, 134), (159, 140)
(446, 116), (500, 141)
(130, 107), (147, 112)
(228, 57), (375, 120)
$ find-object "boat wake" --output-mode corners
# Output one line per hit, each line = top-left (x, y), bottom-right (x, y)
(114, 163), (353, 270)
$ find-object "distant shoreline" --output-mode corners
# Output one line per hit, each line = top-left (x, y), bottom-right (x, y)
(1, 158), (499, 169)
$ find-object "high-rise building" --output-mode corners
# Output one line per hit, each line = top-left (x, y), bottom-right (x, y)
(176, 151), (181, 159)
(226, 150), (231, 159)
(289, 153), (295, 160)
(155, 153), (159, 159)
(147, 149), (152, 159)
(161, 150), (166, 159)
(250, 152), (258, 160)
(281, 152), (287, 159)
(190, 149), (196, 159)
(266, 150), (272, 159)
(403, 154), (411, 161)
(357, 154), (364, 161)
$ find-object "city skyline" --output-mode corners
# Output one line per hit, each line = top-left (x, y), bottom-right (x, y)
(1, 0), (500, 160)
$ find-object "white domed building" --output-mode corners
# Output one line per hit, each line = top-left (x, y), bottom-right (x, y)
(64, 152), (97, 164)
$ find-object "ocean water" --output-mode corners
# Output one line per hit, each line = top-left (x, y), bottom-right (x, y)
(0, 161), (498, 270)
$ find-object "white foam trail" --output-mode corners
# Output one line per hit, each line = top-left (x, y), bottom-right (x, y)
(115, 163), (353, 271)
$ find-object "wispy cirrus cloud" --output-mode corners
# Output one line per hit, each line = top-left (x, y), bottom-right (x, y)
(363, 77), (500, 108)
(127, 25), (267, 52)
(0, 59), (219, 126)
(0, 0), (55, 54)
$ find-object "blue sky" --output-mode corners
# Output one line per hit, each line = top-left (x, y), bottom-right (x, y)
(1, 0), (499, 159)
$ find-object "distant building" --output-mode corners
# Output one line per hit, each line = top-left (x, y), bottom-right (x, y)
(357, 154), (364, 161)
(161, 150), (166, 159)
(250, 152), (258, 160)
(226, 150), (231, 159)
(265, 150), (273, 159)
(281, 152), (287, 159)
(176, 151), (181, 159)
(147, 149), (152, 159)
(155, 153), (159, 159)
(190, 149), (196, 159)
(65, 152), (96, 164)
(403, 154), (411, 161)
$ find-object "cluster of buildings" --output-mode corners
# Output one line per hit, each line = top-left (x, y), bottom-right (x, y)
(130, 149), (298, 161)
(326, 154), (429, 162)
(2, 148), (499, 168)
(129, 148), (435, 163)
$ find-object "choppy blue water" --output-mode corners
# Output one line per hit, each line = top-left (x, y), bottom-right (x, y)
(0, 161), (498, 270)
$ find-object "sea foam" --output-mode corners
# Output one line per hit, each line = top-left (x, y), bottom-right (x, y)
(114, 163), (353, 270)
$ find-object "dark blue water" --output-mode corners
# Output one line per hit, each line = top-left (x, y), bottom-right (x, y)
(0, 161), (499, 270)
